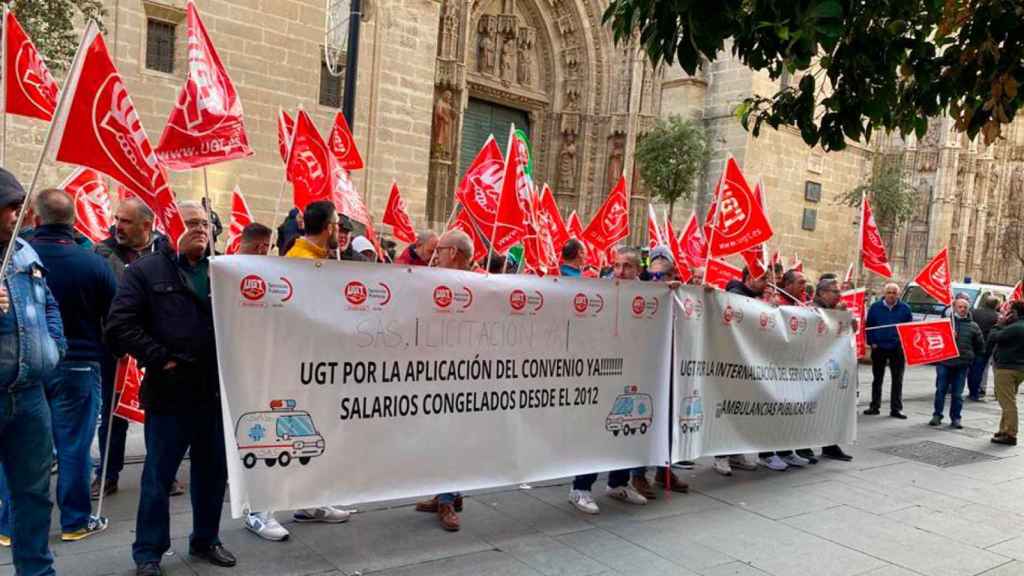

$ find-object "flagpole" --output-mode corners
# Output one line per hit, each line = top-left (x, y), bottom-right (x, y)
(0, 21), (92, 282)
(202, 167), (216, 257)
(855, 191), (866, 288)
(95, 382), (120, 520)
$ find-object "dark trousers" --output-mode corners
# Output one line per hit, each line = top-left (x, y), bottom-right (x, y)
(967, 353), (991, 399)
(132, 404), (226, 567)
(870, 347), (905, 413)
(572, 469), (632, 491)
(0, 385), (55, 576)
(95, 357), (128, 483)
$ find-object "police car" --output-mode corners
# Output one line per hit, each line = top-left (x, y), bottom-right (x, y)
(235, 400), (326, 469)
(605, 385), (653, 436)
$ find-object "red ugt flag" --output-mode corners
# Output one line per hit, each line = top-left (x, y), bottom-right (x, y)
(647, 204), (665, 248)
(48, 22), (185, 247)
(666, 219), (693, 283)
(113, 356), (145, 424)
(491, 126), (532, 253)
(538, 184), (570, 253)
(277, 107), (295, 165)
(861, 197), (893, 278)
(1012, 281), (1023, 303)
(4, 8), (59, 121)
(382, 181), (417, 244)
(582, 175), (630, 251)
(454, 135), (504, 235)
(224, 186), (253, 255)
(912, 247), (952, 306)
(707, 158), (774, 256)
(286, 109), (334, 210)
(840, 288), (867, 359)
(155, 0), (252, 170)
(897, 319), (960, 366)
(328, 112), (365, 171)
(678, 211), (707, 270)
(59, 168), (113, 244)
(704, 258), (743, 290)
(449, 209), (487, 262)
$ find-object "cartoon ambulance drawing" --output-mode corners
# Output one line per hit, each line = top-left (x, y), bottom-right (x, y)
(605, 385), (653, 436)
(235, 399), (325, 469)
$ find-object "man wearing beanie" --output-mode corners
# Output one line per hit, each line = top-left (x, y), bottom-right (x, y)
(0, 167), (68, 576)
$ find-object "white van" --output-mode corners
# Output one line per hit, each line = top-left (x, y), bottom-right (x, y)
(901, 281), (1013, 321)
(235, 399), (326, 469)
(606, 386), (653, 436)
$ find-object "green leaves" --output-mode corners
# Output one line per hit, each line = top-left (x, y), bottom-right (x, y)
(605, 0), (1024, 150)
(634, 116), (710, 220)
(10, 0), (106, 73)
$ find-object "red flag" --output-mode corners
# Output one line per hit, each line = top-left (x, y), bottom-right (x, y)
(327, 112), (365, 171)
(113, 356), (145, 424)
(4, 9), (59, 121)
(1012, 281), (1023, 303)
(707, 158), (774, 256)
(582, 175), (630, 251)
(491, 127), (532, 253)
(48, 23), (185, 247)
(521, 187), (558, 275)
(666, 219), (693, 283)
(647, 204), (665, 248)
(787, 254), (804, 273)
(225, 186), (253, 255)
(897, 319), (960, 366)
(538, 185), (570, 253)
(454, 136), (504, 234)
(741, 245), (767, 280)
(449, 209), (487, 262)
(840, 289), (867, 358)
(155, 0), (252, 170)
(704, 258), (743, 290)
(277, 108), (295, 166)
(913, 247), (952, 306)
(678, 211), (707, 270)
(285, 109), (333, 210)
(860, 196), (893, 278)
(382, 182), (416, 244)
(59, 168), (113, 244)
(568, 210), (601, 271)
(330, 162), (372, 227)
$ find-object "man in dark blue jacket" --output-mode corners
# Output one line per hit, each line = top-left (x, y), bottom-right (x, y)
(0, 169), (67, 576)
(865, 282), (914, 418)
(0, 189), (116, 545)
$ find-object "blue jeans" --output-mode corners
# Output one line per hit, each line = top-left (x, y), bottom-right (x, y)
(0, 385), (55, 576)
(132, 405), (227, 567)
(95, 356), (128, 483)
(967, 353), (991, 399)
(1, 362), (99, 534)
(935, 364), (969, 421)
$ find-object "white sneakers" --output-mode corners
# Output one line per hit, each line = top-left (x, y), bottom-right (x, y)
(761, 454), (789, 471)
(244, 511), (290, 541)
(782, 453), (810, 467)
(730, 455), (759, 470)
(607, 485), (647, 505)
(569, 489), (600, 514)
(713, 457), (733, 476)
(293, 506), (352, 523)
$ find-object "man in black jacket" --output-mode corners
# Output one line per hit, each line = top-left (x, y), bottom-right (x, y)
(968, 296), (1000, 401)
(929, 298), (985, 429)
(989, 301), (1024, 445)
(106, 201), (236, 576)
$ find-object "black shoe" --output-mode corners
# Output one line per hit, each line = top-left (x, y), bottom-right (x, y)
(136, 562), (162, 576)
(863, 408), (880, 415)
(190, 543), (237, 567)
(992, 435), (1018, 446)
(795, 449), (818, 464)
(890, 412), (908, 420)
(821, 447), (853, 462)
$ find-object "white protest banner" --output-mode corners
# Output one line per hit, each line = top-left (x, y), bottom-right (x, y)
(212, 257), (672, 517)
(672, 286), (857, 460)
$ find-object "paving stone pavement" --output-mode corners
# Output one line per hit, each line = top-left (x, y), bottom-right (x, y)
(3, 365), (1024, 576)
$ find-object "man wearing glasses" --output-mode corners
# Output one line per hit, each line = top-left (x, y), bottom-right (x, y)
(106, 201), (237, 575)
(808, 276), (855, 462)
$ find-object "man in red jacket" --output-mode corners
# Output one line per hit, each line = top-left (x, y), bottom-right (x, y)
(396, 231), (438, 266)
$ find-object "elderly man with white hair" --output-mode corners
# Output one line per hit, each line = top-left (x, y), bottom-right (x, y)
(864, 282), (913, 419)
(930, 297), (985, 429)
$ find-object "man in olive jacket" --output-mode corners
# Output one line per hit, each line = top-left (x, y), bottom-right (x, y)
(989, 300), (1024, 445)
(929, 298), (985, 429)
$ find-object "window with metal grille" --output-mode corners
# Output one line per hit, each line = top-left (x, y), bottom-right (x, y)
(319, 56), (344, 108)
(802, 208), (818, 231)
(146, 19), (176, 74)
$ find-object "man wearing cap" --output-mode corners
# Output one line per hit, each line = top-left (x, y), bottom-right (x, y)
(350, 235), (378, 262)
(0, 168), (67, 575)
(333, 215), (367, 262)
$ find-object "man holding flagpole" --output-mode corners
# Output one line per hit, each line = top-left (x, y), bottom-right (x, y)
(865, 283), (913, 419)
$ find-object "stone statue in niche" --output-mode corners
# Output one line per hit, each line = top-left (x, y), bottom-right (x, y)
(1012, 166), (1024, 200)
(440, 0), (460, 59)
(606, 135), (625, 188)
(432, 90), (455, 159)
(501, 37), (516, 83)
(477, 16), (496, 74)
(517, 28), (534, 86)
(565, 84), (580, 111)
(558, 132), (577, 193)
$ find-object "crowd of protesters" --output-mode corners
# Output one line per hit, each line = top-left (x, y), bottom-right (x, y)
(1, 167), (1022, 576)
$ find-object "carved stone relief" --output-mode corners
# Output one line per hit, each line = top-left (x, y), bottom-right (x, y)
(477, 15), (497, 75)
(517, 27), (534, 86)
(606, 134), (625, 191)
(558, 131), (577, 194)
(432, 90), (455, 159)
(439, 0), (461, 60)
